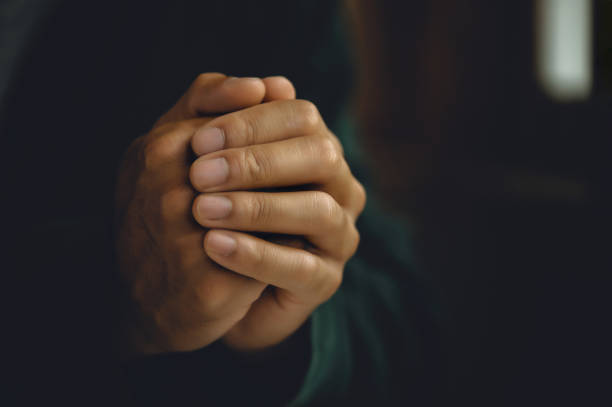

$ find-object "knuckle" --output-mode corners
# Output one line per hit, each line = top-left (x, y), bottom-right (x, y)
(246, 194), (272, 225)
(332, 135), (345, 157)
(294, 99), (321, 133)
(143, 139), (166, 170)
(299, 253), (320, 285)
(309, 263), (342, 302)
(317, 137), (343, 172)
(295, 253), (320, 289)
(344, 222), (361, 259)
(148, 121), (177, 139)
(143, 135), (178, 170)
(238, 148), (270, 183)
(353, 180), (367, 215)
(229, 114), (257, 147)
(157, 118), (194, 137)
(296, 254), (320, 283)
(312, 191), (343, 230)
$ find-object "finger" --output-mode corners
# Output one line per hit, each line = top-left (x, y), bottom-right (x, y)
(203, 230), (342, 299)
(189, 135), (345, 192)
(347, 179), (367, 221)
(155, 73), (266, 127)
(142, 118), (211, 170)
(190, 99), (328, 156)
(262, 76), (296, 102)
(326, 177), (367, 222)
(194, 255), (268, 317)
(192, 191), (359, 260)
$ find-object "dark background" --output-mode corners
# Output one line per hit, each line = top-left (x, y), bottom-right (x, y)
(2, 1), (611, 405)
(352, 1), (611, 405)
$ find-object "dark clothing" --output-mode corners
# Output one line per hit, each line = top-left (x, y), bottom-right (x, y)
(3, 1), (440, 405)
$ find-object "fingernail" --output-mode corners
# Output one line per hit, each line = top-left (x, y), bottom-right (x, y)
(197, 195), (232, 220)
(206, 232), (237, 256)
(192, 127), (225, 155)
(192, 158), (229, 190)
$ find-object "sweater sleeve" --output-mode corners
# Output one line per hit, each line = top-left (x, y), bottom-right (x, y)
(287, 112), (442, 406)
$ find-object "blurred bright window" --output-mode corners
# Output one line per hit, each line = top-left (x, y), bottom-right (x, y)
(536, 0), (593, 101)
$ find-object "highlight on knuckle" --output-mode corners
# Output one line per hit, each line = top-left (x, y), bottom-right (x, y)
(143, 135), (179, 170)
(294, 100), (321, 133)
(296, 253), (320, 292)
(354, 180), (367, 213)
(313, 191), (342, 230)
(318, 137), (343, 173)
(143, 139), (168, 170)
(297, 253), (319, 284)
(238, 148), (269, 183)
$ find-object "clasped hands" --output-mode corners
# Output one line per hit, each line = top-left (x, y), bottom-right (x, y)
(115, 73), (365, 356)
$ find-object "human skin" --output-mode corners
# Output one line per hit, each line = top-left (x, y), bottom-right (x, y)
(115, 73), (365, 357)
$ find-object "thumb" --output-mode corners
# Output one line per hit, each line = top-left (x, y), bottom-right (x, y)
(154, 73), (266, 128)
(262, 76), (297, 102)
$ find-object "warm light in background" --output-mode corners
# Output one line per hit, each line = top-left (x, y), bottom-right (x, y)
(536, 0), (593, 102)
